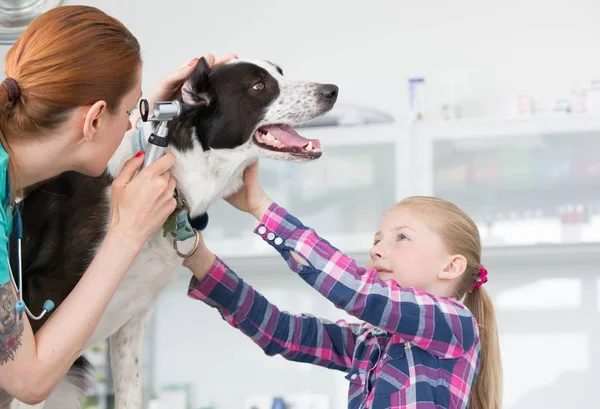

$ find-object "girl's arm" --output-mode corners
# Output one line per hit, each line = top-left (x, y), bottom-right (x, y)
(184, 247), (360, 373)
(253, 202), (478, 359)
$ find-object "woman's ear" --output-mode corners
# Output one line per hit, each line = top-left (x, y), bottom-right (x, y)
(438, 254), (467, 281)
(82, 101), (107, 141)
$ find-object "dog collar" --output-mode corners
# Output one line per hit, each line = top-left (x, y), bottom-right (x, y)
(162, 190), (209, 240)
(162, 189), (210, 258)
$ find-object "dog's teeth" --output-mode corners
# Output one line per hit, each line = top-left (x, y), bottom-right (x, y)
(306, 141), (313, 151)
(265, 132), (275, 141)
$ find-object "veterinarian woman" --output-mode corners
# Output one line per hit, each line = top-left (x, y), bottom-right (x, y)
(0, 5), (235, 404)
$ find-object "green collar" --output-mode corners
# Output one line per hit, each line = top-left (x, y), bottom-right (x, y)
(162, 189), (198, 242)
(162, 191), (209, 258)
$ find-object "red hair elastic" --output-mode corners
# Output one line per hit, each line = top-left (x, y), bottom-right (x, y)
(471, 265), (488, 292)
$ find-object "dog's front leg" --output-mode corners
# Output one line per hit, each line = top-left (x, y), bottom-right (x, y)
(109, 313), (148, 409)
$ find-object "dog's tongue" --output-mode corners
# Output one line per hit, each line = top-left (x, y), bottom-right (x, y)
(261, 124), (313, 148)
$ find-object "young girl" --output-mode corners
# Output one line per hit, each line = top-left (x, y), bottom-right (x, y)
(184, 161), (502, 409)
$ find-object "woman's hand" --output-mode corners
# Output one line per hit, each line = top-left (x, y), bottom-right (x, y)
(131, 52), (238, 126)
(108, 152), (177, 249)
(225, 161), (273, 221)
(183, 232), (216, 282)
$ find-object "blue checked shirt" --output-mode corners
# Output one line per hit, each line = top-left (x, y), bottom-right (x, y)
(188, 203), (481, 408)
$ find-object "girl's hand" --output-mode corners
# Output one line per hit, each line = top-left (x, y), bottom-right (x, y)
(183, 232), (216, 282)
(225, 161), (273, 221)
(108, 152), (177, 249)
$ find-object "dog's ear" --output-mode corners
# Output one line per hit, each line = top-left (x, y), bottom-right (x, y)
(181, 57), (212, 107)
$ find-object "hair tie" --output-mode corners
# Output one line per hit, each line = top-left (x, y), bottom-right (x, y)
(1, 77), (20, 103)
(471, 265), (488, 292)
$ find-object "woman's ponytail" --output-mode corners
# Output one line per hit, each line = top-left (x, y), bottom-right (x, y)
(0, 82), (18, 200)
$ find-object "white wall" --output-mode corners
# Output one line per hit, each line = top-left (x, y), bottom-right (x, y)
(128, 0), (600, 120)
(2, 1), (600, 408)
(4, 0), (599, 120)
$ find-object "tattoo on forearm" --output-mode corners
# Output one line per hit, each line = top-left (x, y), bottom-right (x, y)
(0, 282), (23, 365)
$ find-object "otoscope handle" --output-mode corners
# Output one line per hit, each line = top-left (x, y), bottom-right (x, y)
(141, 121), (169, 169)
(142, 144), (167, 169)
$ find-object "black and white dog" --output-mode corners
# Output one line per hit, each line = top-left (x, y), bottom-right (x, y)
(8, 57), (338, 409)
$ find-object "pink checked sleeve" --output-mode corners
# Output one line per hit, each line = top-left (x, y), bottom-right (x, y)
(253, 203), (479, 359)
(187, 256), (363, 372)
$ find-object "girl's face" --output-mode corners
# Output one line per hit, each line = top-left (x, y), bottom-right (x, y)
(366, 206), (457, 293)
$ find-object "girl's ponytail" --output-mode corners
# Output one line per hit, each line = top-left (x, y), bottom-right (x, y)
(464, 286), (503, 409)
(397, 196), (503, 409)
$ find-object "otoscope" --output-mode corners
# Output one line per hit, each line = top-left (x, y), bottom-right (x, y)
(137, 98), (209, 255)
(138, 99), (193, 168)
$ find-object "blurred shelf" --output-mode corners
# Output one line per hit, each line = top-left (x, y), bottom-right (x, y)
(411, 113), (600, 140)
(190, 241), (600, 278)
(479, 241), (600, 265)
(197, 113), (600, 261)
(204, 232), (375, 260)
(296, 103), (395, 129)
(407, 113), (600, 250)
(169, 226), (600, 272)
(299, 122), (403, 147)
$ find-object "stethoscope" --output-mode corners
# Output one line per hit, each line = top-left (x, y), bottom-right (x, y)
(6, 193), (55, 320)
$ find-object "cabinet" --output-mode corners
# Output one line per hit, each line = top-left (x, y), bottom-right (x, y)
(202, 122), (408, 258)
(195, 113), (600, 259)
(409, 114), (600, 247)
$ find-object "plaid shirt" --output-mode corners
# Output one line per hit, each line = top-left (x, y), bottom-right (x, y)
(188, 203), (480, 409)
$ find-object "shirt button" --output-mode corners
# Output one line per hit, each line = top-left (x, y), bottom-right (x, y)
(257, 226), (266, 234)
(267, 232), (275, 241)
(351, 374), (358, 380)
(274, 237), (283, 245)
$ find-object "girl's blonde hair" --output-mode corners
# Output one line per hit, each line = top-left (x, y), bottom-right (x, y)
(397, 196), (502, 409)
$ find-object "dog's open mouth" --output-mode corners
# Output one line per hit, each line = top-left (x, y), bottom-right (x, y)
(254, 124), (322, 159)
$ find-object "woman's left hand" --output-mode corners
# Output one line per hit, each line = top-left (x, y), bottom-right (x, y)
(130, 53), (238, 126)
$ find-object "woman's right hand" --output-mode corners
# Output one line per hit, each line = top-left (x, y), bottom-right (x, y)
(108, 151), (177, 248)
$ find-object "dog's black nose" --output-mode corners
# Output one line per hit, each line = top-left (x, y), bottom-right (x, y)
(319, 84), (339, 101)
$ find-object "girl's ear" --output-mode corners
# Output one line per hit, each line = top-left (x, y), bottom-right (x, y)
(438, 254), (467, 280)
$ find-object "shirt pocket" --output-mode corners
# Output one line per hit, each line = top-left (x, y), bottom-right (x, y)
(376, 342), (412, 394)
(372, 343), (414, 408)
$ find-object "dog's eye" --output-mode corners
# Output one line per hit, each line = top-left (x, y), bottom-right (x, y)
(252, 81), (265, 91)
